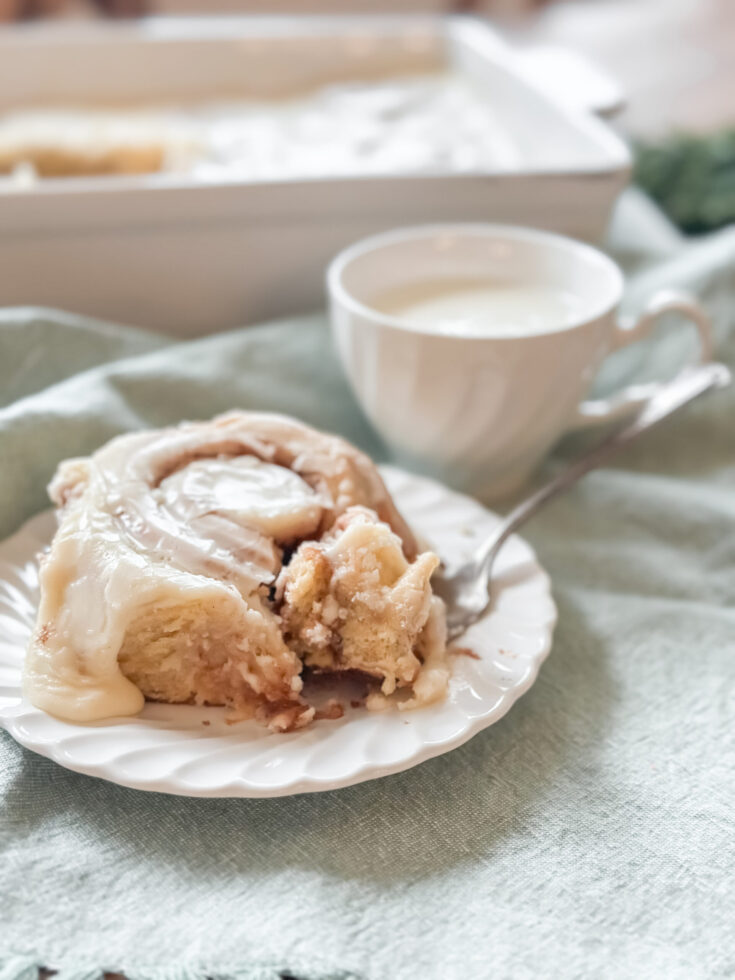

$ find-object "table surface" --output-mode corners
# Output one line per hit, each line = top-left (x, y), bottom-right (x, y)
(499, 0), (735, 136)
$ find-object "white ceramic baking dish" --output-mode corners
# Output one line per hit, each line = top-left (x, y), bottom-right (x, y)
(0, 16), (630, 336)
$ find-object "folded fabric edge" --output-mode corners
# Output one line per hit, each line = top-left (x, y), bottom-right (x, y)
(0, 306), (168, 346)
(0, 955), (364, 980)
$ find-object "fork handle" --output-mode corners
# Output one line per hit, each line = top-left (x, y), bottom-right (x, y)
(477, 362), (731, 574)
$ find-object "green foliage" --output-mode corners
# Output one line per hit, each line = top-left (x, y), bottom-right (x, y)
(634, 131), (735, 234)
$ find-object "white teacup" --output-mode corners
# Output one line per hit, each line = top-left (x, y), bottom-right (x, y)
(327, 224), (712, 499)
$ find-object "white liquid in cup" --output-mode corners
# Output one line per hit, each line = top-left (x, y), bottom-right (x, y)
(370, 277), (588, 337)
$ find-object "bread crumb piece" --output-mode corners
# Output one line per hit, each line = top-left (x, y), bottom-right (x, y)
(314, 698), (344, 721)
(451, 646), (480, 660)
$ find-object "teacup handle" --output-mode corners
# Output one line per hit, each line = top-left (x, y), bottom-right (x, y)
(573, 290), (713, 427)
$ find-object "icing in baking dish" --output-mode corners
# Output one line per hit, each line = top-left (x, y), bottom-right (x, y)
(0, 73), (518, 182)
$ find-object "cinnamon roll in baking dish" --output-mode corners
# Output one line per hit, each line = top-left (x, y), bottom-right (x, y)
(24, 412), (449, 731)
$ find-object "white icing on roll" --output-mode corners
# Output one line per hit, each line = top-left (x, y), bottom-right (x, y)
(158, 456), (323, 543)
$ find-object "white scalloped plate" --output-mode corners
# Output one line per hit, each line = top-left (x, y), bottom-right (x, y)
(0, 466), (556, 797)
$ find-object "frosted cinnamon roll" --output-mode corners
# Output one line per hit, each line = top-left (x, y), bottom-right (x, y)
(0, 110), (199, 179)
(24, 412), (449, 731)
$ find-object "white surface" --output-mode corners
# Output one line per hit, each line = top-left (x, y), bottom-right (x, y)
(328, 224), (713, 498)
(0, 466), (556, 798)
(0, 16), (630, 335)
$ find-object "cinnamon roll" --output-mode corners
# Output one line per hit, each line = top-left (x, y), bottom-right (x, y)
(24, 412), (449, 731)
(0, 110), (198, 179)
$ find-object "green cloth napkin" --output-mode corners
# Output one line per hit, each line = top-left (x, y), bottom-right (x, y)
(2, 195), (734, 980)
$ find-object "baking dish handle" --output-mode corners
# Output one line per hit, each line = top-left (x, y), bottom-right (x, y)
(516, 45), (625, 118)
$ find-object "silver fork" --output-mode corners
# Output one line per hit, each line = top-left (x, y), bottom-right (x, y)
(432, 362), (731, 641)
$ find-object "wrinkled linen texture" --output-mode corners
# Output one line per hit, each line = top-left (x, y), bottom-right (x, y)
(1, 193), (733, 980)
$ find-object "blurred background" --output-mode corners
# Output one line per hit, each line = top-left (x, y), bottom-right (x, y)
(1, 0), (733, 235)
(1, 0), (733, 335)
